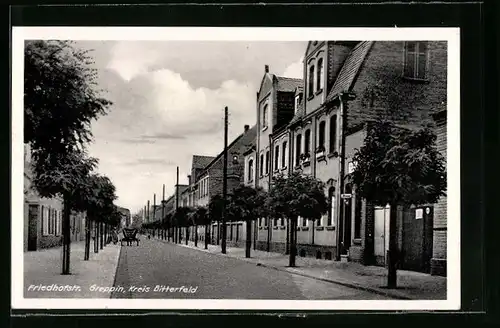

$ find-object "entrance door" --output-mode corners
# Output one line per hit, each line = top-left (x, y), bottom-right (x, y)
(401, 206), (434, 273)
(374, 205), (390, 266)
(27, 204), (39, 251)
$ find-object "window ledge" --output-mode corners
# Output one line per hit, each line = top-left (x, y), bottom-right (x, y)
(315, 226), (325, 231)
(315, 88), (323, 96)
(316, 154), (326, 162)
(307, 94), (314, 101)
(353, 238), (362, 245)
(301, 227), (310, 231)
(281, 166), (287, 171)
(402, 76), (430, 84)
(326, 226), (336, 231)
(262, 126), (268, 132)
(327, 152), (339, 159)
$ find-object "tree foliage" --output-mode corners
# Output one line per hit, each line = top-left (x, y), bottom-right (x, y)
(351, 120), (446, 206)
(208, 194), (225, 222)
(83, 174), (117, 223)
(267, 172), (328, 220)
(226, 185), (268, 222)
(172, 206), (195, 227)
(192, 206), (209, 225)
(24, 40), (112, 155)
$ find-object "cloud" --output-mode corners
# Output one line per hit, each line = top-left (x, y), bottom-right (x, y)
(123, 158), (176, 166)
(140, 133), (186, 140)
(107, 42), (161, 81)
(282, 56), (304, 78)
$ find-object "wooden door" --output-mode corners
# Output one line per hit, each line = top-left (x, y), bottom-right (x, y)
(402, 206), (434, 273)
(374, 206), (390, 266)
(27, 204), (39, 251)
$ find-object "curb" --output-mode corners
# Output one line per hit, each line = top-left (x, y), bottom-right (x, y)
(158, 239), (413, 300)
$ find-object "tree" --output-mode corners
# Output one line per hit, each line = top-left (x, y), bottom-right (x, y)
(31, 150), (98, 274)
(351, 120), (446, 288)
(81, 174), (117, 260)
(208, 195), (225, 245)
(172, 207), (194, 245)
(226, 185), (268, 258)
(267, 172), (328, 267)
(192, 206), (209, 248)
(25, 40), (112, 274)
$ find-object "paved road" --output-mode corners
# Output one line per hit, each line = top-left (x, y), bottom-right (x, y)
(111, 238), (393, 300)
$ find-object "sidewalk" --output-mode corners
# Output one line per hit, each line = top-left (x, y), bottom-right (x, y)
(157, 237), (446, 300)
(24, 241), (121, 298)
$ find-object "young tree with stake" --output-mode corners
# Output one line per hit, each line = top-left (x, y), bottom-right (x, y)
(267, 172), (328, 267)
(351, 119), (446, 288)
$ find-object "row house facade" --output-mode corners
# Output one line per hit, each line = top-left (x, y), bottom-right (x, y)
(244, 41), (447, 276)
(24, 143), (86, 252)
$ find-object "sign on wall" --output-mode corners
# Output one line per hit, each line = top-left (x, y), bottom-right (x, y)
(415, 208), (423, 220)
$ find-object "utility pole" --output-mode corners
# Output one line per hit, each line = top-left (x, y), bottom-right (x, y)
(153, 193), (156, 237)
(176, 166), (180, 243)
(147, 200), (150, 223)
(335, 92), (356, 261)
(221, 106), (228, 254)
(162, 184), (165, 240)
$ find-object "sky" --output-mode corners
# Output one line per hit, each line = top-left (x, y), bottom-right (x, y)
(77, 40), (306, 214)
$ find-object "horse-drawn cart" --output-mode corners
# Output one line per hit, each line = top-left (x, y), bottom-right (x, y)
(121, 228), (140, 246)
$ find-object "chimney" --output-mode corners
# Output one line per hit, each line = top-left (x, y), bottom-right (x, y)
(187, 175), (191, 185)
(265, 65), (269, 73)
(244, 125), (249, 132)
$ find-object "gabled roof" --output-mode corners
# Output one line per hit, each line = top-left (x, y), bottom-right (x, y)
(325, 41), (374, 103)
(289, 95), (305, 126)
(274, 76), (303, 92)
(192, 155), (216, 170)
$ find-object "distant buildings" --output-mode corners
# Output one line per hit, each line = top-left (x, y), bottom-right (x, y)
(116, 206), (131, 229)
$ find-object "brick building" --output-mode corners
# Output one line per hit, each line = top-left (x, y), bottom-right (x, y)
(242, 41), (447, 275)
(24, 143), (86, 252)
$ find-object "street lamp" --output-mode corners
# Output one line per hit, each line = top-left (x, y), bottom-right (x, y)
(335, 91), (356, 262)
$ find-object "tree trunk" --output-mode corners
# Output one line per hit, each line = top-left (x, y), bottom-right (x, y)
(104, 224), (108, 245)
(285, 217), (290, 255)
(94, 221), (99, 253)
(387, 203), (399, 288)
(245, 219), (252, 258)
(100, 222), (104, 250)
(205, 224), (209, 249)
(84, 216), (91, 261)
(253, 219), (257, 250)
(61, 196), (71, 275)
(289, 216), (297, 267)
(194, 225), (198, 247)
(185, 227), (189, 245)
(266, 218), (271, 252)
(216, 223), (220, 245)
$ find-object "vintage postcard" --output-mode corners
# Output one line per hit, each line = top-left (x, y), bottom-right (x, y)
(12, 27), (460, 310)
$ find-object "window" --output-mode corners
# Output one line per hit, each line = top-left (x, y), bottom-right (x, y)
(294, 95), (300, 113)
(274, 145), (279, 170)
(274, 218), (279, 226)
(354, 187), (362, 239)
(329, 115), (337, 153)
(282, 141), (287, 168)
(318, 121), (326, 151)
(316, 58), (324, 91)
(302, 217), (307, 227)
(42, 206), (48, 235)
(260, 153), (264, 177)
(404, 41), (428, 80)
(262, 104), (268, 128)
(304, 129), (311, 155)
(248, 159), (254, 181)
(280, 218), (285, 226)
(308, 65), (315, 97)
(328, 187), (335, 226)
(295, 134), (302, 166)
(265, 150), (270, 174)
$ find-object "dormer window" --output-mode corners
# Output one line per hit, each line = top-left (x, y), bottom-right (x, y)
(403, 41), (428, 80)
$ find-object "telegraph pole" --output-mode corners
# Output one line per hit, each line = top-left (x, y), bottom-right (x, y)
(335, 92), (355, 261)
(147, 200), (150, 223)
(162, 184), (165, 240)
(153, 193), (156, 237)
(176, 166), (180, 243)
(221, 106), (228, 254)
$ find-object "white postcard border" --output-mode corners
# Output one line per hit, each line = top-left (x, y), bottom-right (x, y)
(12, 27), (461, 310)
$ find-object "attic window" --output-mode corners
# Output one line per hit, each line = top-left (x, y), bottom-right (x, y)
(294, 95), (300, 113)
(403, 41), (429, 80)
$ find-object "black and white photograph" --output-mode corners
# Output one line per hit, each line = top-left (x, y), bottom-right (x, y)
(12, 27), (460, 310)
